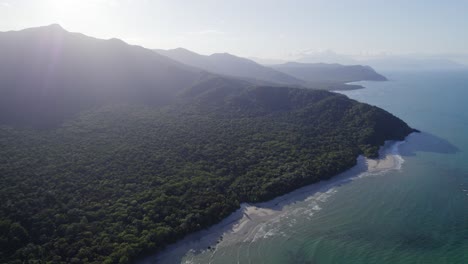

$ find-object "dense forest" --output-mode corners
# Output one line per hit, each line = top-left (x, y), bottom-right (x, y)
(0, 84), (415, 263)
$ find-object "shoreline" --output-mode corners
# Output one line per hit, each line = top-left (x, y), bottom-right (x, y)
(329, 77), (389, 91)
(139, 138), (410, 264)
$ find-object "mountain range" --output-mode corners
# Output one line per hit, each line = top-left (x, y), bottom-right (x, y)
(155, 48), (306, 86)
(0, 25), (389, 127)
(155, 48), (387, 90)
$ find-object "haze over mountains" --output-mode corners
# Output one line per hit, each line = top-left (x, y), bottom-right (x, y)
(155, 48), (306, 86)
(0, 24), (235, 126)
(271, 62), (387, 83)
(259, 50), (468, 72)
(0, 24), (392, 127)
(155, 48), (388, 90)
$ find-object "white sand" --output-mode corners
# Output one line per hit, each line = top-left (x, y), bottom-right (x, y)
(139, 140), (407, 264)
(366, 154), (396, 171)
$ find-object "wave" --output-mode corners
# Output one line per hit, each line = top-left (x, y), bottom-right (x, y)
(391, 141), (405, 170)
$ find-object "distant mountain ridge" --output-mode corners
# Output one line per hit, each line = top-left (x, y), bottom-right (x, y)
(155, 48), (307, 86)
(271, 62), (387, 83)
(156, 48), (388, 90)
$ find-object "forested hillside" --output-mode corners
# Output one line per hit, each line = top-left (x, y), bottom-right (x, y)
(0, 83), (415, 263)
(0, 25), (415, 264)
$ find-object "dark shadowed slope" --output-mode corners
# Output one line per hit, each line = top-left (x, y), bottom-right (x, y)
(0, 25), (215, 127)
(155, 48), (307, 86)
(272, 62), (387, 83)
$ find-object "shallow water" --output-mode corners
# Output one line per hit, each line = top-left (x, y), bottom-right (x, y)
(146, 70), (468, 264)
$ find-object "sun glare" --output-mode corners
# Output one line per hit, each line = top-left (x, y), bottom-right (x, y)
(46, 0), (108, 26)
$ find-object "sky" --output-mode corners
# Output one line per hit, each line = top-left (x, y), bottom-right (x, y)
(1, 0), (468, 60)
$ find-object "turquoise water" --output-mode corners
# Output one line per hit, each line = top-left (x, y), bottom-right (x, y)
(154, 71), (468, 264)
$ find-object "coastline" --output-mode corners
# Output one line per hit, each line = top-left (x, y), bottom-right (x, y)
(332, 76), (389, 91)
(139, 138), (411, 264)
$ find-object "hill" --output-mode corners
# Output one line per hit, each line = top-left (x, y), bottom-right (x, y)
(0, 25), (416, 263)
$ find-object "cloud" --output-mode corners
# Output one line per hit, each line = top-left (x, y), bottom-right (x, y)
(0, 1), (10, 7)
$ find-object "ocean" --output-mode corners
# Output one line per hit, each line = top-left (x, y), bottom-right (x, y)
(145, 70), (468, 264)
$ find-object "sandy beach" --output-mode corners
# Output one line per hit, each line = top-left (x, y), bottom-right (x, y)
(139, 140), (406, 264)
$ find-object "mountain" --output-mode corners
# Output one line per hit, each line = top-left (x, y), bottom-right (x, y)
(0, 25), (416, 264)
(155, 49), (388, 91)
(0, 24), (228, 127)
(155, 48), (306, 86)
(272, 62), (387, 83)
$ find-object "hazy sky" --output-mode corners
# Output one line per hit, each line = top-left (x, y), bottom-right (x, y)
(1, 0), (468, 59)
